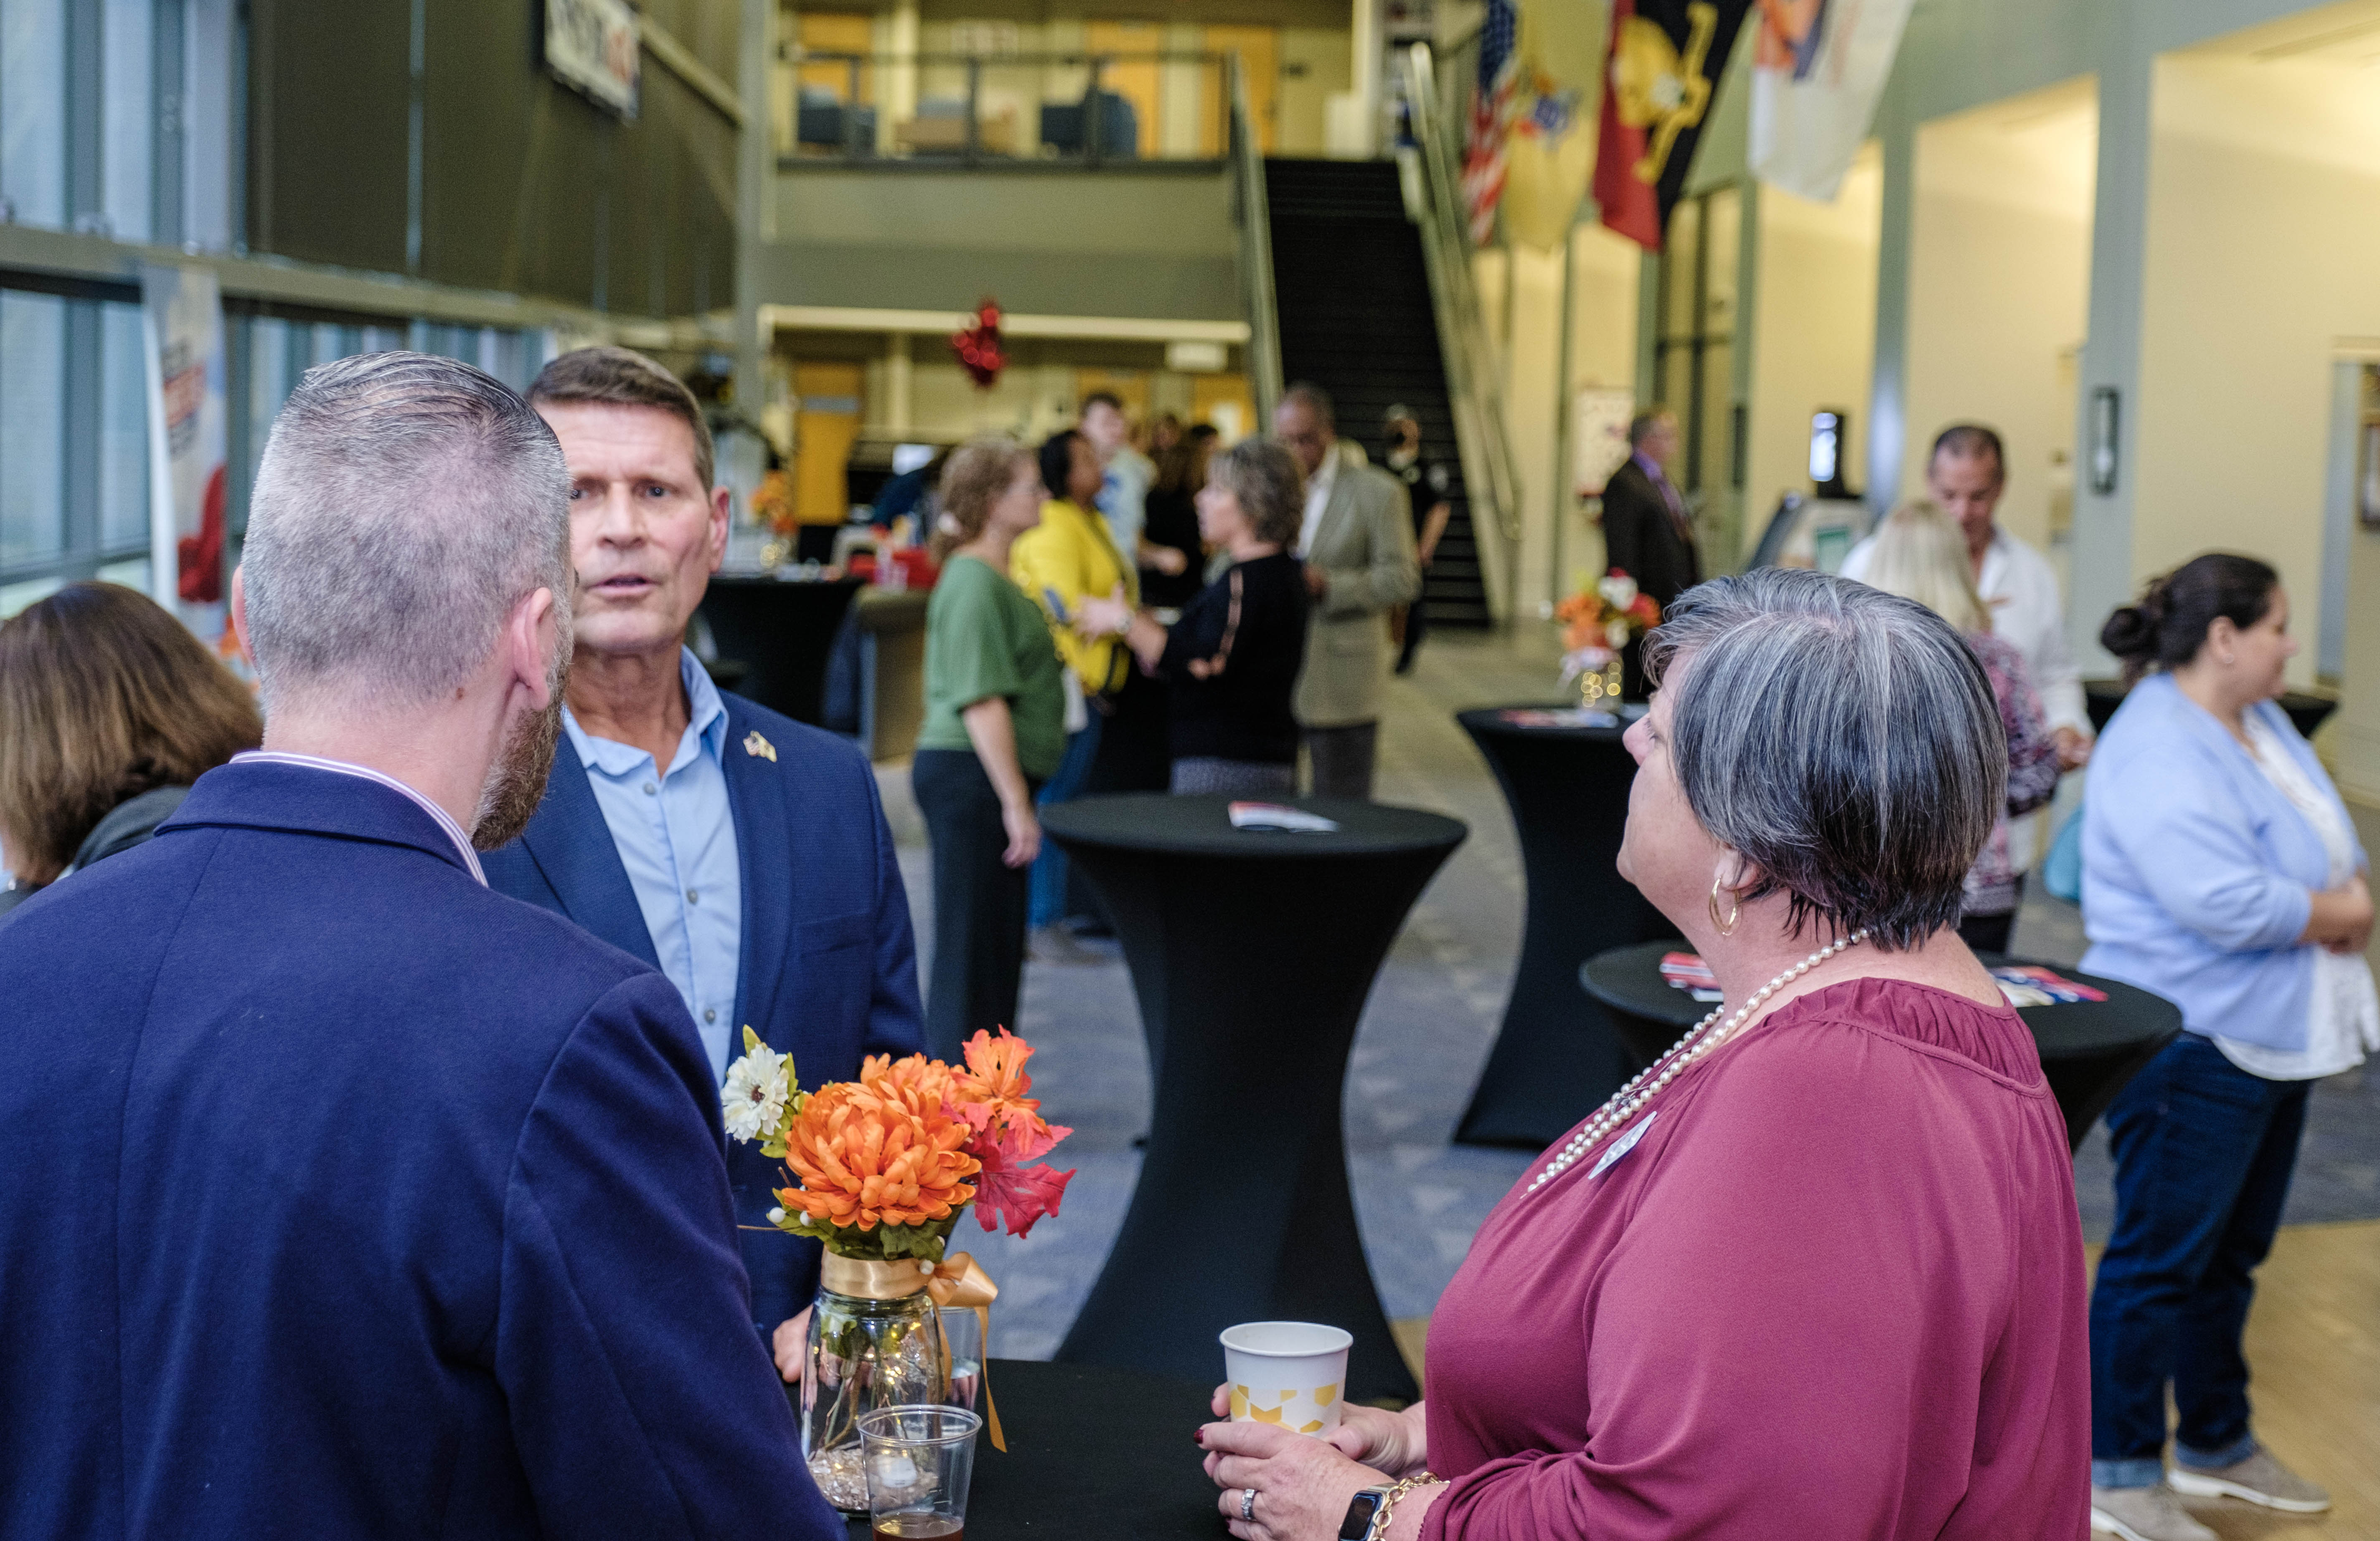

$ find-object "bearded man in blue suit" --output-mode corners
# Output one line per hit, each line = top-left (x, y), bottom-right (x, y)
(0, 353), (841, 1539)
(483, 347), (924, 1380)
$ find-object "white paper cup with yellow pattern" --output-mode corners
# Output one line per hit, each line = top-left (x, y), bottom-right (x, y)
(1220, 1322), (1352, 1436)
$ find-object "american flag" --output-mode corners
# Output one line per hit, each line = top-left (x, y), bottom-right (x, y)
(1459, 0), (1519, 247)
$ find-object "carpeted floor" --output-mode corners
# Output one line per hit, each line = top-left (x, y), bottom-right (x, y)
(876, 621), (2380, 1360)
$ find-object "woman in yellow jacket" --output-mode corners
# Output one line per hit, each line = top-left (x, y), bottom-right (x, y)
(1010, 428), (1138, 929)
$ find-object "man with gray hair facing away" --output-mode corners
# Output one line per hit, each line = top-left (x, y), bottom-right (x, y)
(0, 353), (843, 1540)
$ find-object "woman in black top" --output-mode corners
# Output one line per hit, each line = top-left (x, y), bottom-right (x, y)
(1138, 424), (1216, 611)
(1076, 437), (1308, 795)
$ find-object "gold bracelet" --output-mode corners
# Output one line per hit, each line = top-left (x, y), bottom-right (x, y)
(1372, 1474), (1447, 1537)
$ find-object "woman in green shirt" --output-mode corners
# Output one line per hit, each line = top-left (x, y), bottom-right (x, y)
(912, 437), (1068, 1059)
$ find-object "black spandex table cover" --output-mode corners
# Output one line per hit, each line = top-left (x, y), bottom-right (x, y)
(818, 1359), (1221, 1538)
(1578, 941), (2183, 1153)
(698, 575), (865, 726)
(2084, 677), (2337, 740)
(1452, 708), (1678, 1148)
(1041, 794), (1466, 1404)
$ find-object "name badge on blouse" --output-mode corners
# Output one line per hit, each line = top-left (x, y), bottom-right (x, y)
(1590, 1111), (1658, 1179)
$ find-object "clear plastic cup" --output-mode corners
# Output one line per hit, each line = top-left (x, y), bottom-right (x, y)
(859, 1403), (981, 1540)
(938, 1307), (984, 1415)
(1220, 1321), (1352, 1436)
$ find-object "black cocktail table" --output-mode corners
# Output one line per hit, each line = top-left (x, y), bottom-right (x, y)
(824, 1360), (1219, 1538)
(1041, 794), (1465, 1404)
(1452, 707), (1677, 1148)
(2085, 677), (2337, 740)
(1578, 941), (2183, 1152)
(699, 575), (866, 725)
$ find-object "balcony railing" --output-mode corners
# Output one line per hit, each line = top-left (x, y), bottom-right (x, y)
(778, 50), (1237, 168)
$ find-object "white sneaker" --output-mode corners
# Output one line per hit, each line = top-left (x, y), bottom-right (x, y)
(2168, 1446), (2331, 1513)
(2090, 1484), (2216, 1541)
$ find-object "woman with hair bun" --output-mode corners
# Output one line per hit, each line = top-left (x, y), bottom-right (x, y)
(2081, 553), (2368, 1539)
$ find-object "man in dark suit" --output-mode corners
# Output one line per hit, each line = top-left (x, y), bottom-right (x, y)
(1599, 407), (1703, 698)
(0, 353), (840, 1539)
(481, 348), (923, 1381)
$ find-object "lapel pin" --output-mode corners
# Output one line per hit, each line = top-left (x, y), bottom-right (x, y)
(743, 730), (777, 762)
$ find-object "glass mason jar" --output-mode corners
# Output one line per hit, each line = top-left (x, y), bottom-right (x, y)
(801, 1284), (950, 1513)
(1578, 654), (1626, 708)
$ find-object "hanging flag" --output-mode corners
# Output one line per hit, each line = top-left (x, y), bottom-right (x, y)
(1592, 0), (1753, 250)
(1748, 0), (1915, 203)
(141, 264), (230, 641)
(1459, 0), (1519, 246)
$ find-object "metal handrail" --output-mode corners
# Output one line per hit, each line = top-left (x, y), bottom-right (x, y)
(1228, 55), (1283, 420)
(1397, 42), (1524, 618)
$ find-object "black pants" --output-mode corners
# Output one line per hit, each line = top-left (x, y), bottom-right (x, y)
(912, 749), (1038, 1063)
(1396, 595), (1427, 672)
(1956, 875), (2026, 956)
(1305, 721), (1379, 800)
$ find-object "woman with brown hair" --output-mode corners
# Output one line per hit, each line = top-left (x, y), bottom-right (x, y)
(0, 582), (263, 915)
(911, 437), (1067, 1058)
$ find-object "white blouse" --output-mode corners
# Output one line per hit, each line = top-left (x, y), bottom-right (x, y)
(2215, 713), (2380, 1081)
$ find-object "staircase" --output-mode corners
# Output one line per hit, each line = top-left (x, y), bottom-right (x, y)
(1264, 158), (1491, 628)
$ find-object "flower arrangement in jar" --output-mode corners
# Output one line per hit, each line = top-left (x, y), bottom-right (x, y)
(721, 1027), (1072, 1510)
(1555, 568), (1664, 705)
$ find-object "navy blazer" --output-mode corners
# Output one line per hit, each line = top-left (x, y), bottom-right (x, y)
(483, 691), (925, 1335)
(0, 760), (841, 1541)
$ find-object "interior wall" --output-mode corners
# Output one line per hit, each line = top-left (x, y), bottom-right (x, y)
(2135, 50), (2380, 719)
(1744, 147), (1881, 552)
(1900, 80), (2095, 557)
(1560, 221), (1645, 594)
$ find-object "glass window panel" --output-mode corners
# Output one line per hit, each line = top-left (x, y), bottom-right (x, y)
(100, 302), (148, 550)
(1, 0), (67, 227)
(248, 316), (290, 488)
(97, 555), (148, 590)
(1660, 200), (1700, 339)
(1, 290), (65, 567)
(1701, 187), (1739, 339)
(1656, 343), (1693, 421)
(1697, 341), (1735, 494)
(102, 0), (155, 242)
(0, 574), (61, 616)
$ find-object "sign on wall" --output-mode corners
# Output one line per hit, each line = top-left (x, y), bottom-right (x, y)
(1573, 386), (1638, 498)
(544, 0), (641, 121)
(141, 264), (229, 641)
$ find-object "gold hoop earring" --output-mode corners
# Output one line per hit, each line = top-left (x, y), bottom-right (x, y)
(1708, 875), (1740, 938)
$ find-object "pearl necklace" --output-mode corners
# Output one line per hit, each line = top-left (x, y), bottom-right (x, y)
(1528, 930), (1870, 1193)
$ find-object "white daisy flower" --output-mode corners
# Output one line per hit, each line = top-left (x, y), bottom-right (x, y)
(721, 1043), (791, 1142)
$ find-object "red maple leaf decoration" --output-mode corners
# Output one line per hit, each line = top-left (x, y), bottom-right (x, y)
(968, 1111), (1075, 1237)
(952, 299), (1005, 388)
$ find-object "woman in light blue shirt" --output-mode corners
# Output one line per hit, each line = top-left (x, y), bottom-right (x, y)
(2081, 554), (2374, 1538)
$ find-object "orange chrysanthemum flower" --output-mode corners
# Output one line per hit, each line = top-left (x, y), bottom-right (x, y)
(777, 1058), (980, 1232)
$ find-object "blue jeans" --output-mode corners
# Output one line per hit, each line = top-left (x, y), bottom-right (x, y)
(1027, 715), (1102, 927)
(2088, 1031), (2310, 1488)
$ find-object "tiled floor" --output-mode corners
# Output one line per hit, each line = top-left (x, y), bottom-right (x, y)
(876, 621), (2380, 1362)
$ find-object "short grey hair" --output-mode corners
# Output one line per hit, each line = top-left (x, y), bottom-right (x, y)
(1644, 567), (2004, 951)
(1278, 381), (1335, 429)
(1205, 438), (1305, 547)
(242, 352), (571, 714)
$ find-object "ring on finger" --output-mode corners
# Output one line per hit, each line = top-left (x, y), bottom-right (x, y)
(1241, 1488), (1257, 1522)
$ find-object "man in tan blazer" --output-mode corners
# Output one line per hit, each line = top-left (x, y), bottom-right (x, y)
(1275, 382), (1419, 799)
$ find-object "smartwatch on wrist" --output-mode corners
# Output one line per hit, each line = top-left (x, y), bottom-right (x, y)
(1339, 1485), (1394, 1541)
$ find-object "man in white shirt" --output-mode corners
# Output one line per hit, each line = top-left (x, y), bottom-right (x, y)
(1843, 424), (2090, 887)
(1844, 423), (2093, 772)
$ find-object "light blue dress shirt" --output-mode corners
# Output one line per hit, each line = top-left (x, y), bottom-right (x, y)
(562, 648), (743, 1080)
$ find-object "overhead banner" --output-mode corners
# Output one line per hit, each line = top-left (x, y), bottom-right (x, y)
(543, 0), (640, 121)
(1748, 0), (1915, 203)
(1592, 0), (1753, 250)
(141, 264), (229, 639)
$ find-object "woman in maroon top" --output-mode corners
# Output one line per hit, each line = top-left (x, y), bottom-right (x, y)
(1199, 568), (2090, 1540)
